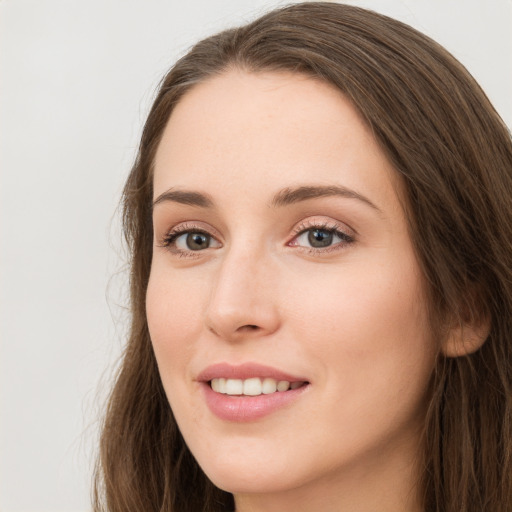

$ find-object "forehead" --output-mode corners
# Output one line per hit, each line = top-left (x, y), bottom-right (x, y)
(153, 70), (401, 213)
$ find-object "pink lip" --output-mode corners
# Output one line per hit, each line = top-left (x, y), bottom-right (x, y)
(197, 362), (310, 422)
(197, 362), (307, 383)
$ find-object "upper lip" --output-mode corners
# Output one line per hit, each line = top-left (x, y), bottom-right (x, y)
(196, 362), (308, 383)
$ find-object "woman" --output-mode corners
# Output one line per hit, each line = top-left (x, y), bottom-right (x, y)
(94, 3), (512, 511)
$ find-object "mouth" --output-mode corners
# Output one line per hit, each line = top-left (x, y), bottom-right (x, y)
(198, 363), (310, 421)
(210, 377), (308, 396)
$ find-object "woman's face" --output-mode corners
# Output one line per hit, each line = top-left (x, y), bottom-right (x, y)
(148, 70), (437, 508)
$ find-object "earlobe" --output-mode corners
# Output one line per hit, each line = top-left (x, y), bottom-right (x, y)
(441, 316), (491, 358)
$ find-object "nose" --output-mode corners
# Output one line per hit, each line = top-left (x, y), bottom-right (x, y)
(205, 246), (280, 342)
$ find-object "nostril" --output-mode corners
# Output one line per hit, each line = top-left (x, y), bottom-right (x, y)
(239, 324), (259, 331)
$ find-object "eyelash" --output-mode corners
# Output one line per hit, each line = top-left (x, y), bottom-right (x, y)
(159, 222), (217, 258)
(158, 220), (355, 258)
(289, 220), (355, 255)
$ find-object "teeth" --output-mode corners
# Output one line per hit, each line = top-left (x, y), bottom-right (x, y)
(210, 378), (305, 396)
(277, 380), (290, 392)
(225, 378), (243, 395)
(211, 377), (224, 392)
(262, 377), (277, 394)
(243, 377), (262, 396)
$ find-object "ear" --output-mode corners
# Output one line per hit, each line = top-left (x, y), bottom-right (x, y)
(441, 313), (490, 358)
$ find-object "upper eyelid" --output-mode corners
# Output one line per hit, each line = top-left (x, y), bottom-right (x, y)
(165, 221), (222, 239)
(291, 217), (356, 238)
(293, 220), (340, 233)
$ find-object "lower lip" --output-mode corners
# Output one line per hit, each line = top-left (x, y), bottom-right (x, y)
(201, 382), (309, 422)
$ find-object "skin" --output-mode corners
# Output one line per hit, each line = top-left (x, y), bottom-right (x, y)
(147, 70), (438, 512)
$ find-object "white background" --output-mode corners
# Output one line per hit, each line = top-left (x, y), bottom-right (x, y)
(1, 1), (511, 510)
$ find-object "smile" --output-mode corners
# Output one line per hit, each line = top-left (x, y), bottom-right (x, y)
(210, 377), (306, 396)
(198, 363), (310, 421)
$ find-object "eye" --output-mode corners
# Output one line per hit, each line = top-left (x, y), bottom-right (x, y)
(289, 222), (354, 252)
(160, 225), (222, 256)
(299, 228), (337, 248)
(175, 232), (216, 251)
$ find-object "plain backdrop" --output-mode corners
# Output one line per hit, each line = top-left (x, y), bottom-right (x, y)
(1, 1), (511, 510)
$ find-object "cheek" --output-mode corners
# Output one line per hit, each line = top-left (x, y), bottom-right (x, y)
(146, 266), (205, 378)
(282, 263), (435, 467)
(285, 253), (435, 408)
(289, 255), (427, 340)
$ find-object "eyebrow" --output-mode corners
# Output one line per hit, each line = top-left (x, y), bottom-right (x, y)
(152, 184), (381, 213)
(270, 185), (380, 212)
(152, 189), (214, 209)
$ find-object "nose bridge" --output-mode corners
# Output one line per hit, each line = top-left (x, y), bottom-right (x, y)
(205, 240), (279, 340)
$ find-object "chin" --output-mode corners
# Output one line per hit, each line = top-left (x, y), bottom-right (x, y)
(191, 443), (308, 495)
(204, 464), (300, 495)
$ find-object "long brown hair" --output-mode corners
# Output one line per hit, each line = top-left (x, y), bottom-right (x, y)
(94, 3), (512, 511)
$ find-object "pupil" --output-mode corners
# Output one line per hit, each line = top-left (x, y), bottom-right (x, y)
(187, 232), (209, 250)
(308, 229), (333, 248)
